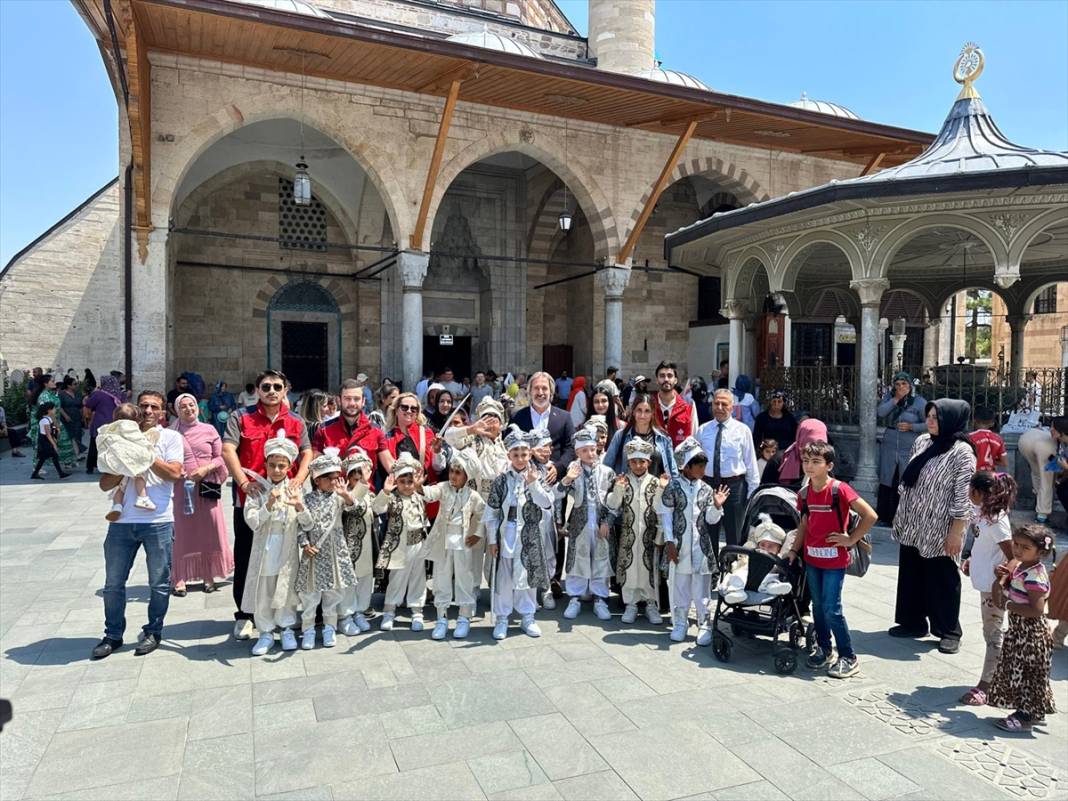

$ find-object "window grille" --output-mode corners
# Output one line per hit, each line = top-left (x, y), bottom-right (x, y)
(278, 177), (327, 251)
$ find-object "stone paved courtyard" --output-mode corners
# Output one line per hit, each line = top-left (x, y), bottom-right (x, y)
(1, 457), (1066, 801)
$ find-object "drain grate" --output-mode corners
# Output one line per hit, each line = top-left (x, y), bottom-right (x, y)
(842, 687), (959, 738)
(937, 737), (1066, 799)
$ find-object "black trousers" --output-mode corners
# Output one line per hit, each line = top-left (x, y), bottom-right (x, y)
(877, 468), (900, 525)
(232, 507), (254, 621)
(706, 474), (748, 551)
(894, 544), (962, 640)
(32, 440), (63, 477)
(85, 435), (98, 473)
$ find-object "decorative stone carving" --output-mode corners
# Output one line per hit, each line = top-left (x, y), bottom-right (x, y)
(849, 277), (890, 307)
(987, 211), (1029, 242)
(519, 125), (535, 144)
(853, 224), (888, 255)
(398, 250), (429, 289)
(597, 265), (631, 298)
(720, 299), (750, 319)
(993, 269), (1020, 289)
(426, 209), (486, 291)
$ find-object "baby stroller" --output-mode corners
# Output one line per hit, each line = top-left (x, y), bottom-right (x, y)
(710, 485), (813, 674)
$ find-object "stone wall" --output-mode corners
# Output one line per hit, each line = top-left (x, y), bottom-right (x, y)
(0, 181), (124, 377)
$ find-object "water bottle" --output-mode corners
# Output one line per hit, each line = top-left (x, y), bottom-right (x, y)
(183, 479), (196, 516)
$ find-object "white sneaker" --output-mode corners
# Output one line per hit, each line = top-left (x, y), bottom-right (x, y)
(251, 633), (274, 656)
(232, 619), (254, 640)
(454, 617), (471, 639)
(134, 496), (157, 511)
(593, 599), (611, 621)
(563, 598), (581, 619)
(696, 624), (713, 647)
(621, 604), (638, 624)
(338, 616), (359, 636)
(764, 579), (792, 596)
(492, 619), (509, 640)
(354, 614), (371, 633)
(646, 606), (663, 625)
(670, 615), (688, 642)
(542, 590), (557, 610)
(410, 615), (424, 633)
(322, 625), (336, 648)
(280, 628), (297, 651)
(520, 614), (541, 638)
(380, 612), (395, 632)
(432, 618), (448, 640)
(301, 629), (316, 650)
(723, 590), (747, 605)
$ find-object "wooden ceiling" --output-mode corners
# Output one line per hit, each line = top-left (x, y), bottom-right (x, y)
(80, 0), (932, 167)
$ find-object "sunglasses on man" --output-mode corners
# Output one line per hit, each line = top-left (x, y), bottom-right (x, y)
(260, 382), (285, 392)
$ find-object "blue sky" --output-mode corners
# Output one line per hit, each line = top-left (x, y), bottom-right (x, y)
(1, 0), (1066, 266)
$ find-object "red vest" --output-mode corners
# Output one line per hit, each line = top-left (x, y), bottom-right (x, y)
(234, 404), (308, 504)
(655, 395), (694, 447)
(312, 414), (387, 486)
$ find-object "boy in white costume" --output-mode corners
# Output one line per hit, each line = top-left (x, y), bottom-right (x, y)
(530, 428), (561, 610)
(241, 430), (302, 656)
(557, 426), (616, 621)
(372, 453), (429, 632)
(484, 426), (554, 640)
(421, 448), (486, 639)
(295, 450), (358, 649)
(717, 513), (794, 604)
(338, 448), (376, 635)
(604, 438), (664, 625)
(659, 437), (730, 644)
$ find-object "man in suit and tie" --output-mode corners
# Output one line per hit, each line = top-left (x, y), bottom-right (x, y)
(512, 371), (576, 601)
(696, 388), (760, 549)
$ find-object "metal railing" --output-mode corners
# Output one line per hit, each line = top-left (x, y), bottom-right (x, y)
(759, 365), (859, 425)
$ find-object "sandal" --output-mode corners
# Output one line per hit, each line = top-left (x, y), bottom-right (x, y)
(960, 687), (988, 706)
(994, 713), (1032, 733)
(203, 583), (217, 594)
(171, 587), (187, 598)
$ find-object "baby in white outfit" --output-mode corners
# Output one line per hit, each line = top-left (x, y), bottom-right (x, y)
(718, 513), (795, 604)
(96, 403), (160, 520)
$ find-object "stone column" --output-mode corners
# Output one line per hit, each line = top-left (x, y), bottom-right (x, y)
(588, 0), (656, 75)
(721, 300), (749, 389)
(598, 264), (631, 375)
(923, 317), (941, 368)
(1007, 313), (1032, 378)
(131, 227), (170, 392)
(850, 278), (890, 499)
(743, 315), (759, 378)
(1061, 324), (1068, 370)
(399, 250), (429, 392)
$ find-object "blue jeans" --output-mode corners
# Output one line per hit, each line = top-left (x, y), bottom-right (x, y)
(806, 564), (854, 659)
(102, 522), (173, 641)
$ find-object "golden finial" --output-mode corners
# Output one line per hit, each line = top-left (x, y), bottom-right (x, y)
(953, 43), (984, 100)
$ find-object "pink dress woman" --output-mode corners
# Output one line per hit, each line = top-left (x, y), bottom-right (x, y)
(171, 405), (234, 590)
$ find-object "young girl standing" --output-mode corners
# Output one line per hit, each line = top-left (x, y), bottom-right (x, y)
(959, 470), (1017, 706)
(30, 402), (71, 480)
(987, 525), (1057, 732)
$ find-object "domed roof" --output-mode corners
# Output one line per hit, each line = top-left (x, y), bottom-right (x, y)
(635, 67), (711, 92)
(238, 0), (327, 17)
(446, 30), (542, 59)
(789, 92), (859, 120)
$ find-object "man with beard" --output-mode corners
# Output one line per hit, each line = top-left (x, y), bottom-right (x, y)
(653, 361), (698, 448)
(312, 378), (389, 486)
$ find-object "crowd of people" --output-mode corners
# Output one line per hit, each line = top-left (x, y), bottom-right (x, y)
(7, 359), (1065, 734)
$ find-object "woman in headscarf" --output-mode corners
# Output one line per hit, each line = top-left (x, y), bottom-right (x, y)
(876, 371), (927, 524)
(731, 374), (758, 431)
(890, 398), (976, 654)
(170, 393), (234, 596)
(84, 373), (125, 474)
(566, 375), (587, 428)
(428, 389), (455, 432)
(29, 375), (77, 471)
(762, 417), (828, 490)
(753, 390), (797, 453)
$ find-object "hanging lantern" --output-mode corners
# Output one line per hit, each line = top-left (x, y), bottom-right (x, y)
(293, 159), (311, 206)
(558, 207), (572, 233)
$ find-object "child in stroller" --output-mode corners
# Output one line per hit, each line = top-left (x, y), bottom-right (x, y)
(717, 514), (794, 604)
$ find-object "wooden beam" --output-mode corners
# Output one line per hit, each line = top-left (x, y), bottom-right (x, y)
(617, 120), (698, 265)
(860, 151), (887, 176)
(125, 3), (153, 261)
(410, 78), (461, 251)
(626, 106), (720, 128)
(415, 61), (476, 94)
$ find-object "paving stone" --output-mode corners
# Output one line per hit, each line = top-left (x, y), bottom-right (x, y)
(331, 762), (486, 800)
(391, 721), (521, 772)
(876, 746), (1015, 800)
(377, 703), (448, 739)
(188, 684), (253, 740)
(257, 787), (333, 801)
(509, 712), (608, 780)
(313, 681), (431, 722)
(712, 780), (791, 801)
(178, 733), (255, 800)
(542, 681), (636, 738)
(34, 776), (181, 800)
(57, 678), (137, 731)
(433, 673), (552, 729)
(827, 757), (921, 800)
(552, 770), (639, 801)
(0, 708), (64, 801)
(468, 750), (551, 796)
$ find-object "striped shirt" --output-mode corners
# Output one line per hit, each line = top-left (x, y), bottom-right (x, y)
(1007, 562), (1049, 606)
(892, 436), (976, 561)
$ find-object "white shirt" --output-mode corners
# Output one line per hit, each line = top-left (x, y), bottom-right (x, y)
(113, 427), (184, 524)
(969, 510), (1012, 593)
(696, 417), (760, 497)
(530, 404), (552, 432)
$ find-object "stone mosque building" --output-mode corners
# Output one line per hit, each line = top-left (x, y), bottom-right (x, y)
(4, 0), (960, 393)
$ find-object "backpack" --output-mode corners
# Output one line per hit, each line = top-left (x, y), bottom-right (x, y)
(799, 480), (872, 577)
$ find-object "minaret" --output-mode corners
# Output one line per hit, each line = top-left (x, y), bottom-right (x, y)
(588, 0), (656, 75)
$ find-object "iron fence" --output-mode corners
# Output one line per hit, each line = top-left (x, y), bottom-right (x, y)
(759, 365), (859, 425)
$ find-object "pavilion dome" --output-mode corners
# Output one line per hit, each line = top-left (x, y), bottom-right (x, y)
(789, 92), (859, 120)
(238, 0), (328, 17)
(446, 30), (542, 59)
(635, 67), (712, 92)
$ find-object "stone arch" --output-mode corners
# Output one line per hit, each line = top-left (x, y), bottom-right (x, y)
(802, 286), (860, 321)
(428, 130), (619, 260)
(880, 288), (934, 323)
(1009, 205), (1068, 267)
(725, 245), (774, 300)
(871, 214), (1007, 280)
(1022, 280), (1067, 317)
(732, 255), (773, 312)
(778, 231), (863, 293)
(173, 159), (363, 263)
(527, 182), (569, 262)
(156, 107), (408, 246)
(932, 282), (1010, 319)
(252, 273), (356, 320)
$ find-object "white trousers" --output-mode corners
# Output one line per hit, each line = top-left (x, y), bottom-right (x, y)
(299, 589), (344, 628)
(337, 574), (374, 619)
(253, 575), (297, 633)
(434, 550), (477, 617)
(1018, 430), (1057, 515)
(672, 568), (712, 623)
(565, 576), (610, 599)
(622, 583), (656, 605)
(384, 560), (427, 613)
(492, 557), (537, 618)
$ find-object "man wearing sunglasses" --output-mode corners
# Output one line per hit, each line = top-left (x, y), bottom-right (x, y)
(92, 390), (186, 659)
(223, 369), (312, 640)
